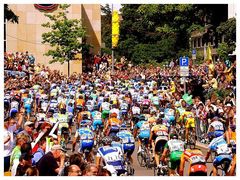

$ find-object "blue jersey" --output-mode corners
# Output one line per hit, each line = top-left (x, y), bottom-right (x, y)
(77, 128), (94, 140)
(208, 136), (232, 155)
(117, 130), (135, 144)
(97, 146), (125, 172)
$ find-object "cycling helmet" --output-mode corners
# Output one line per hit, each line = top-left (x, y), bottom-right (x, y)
(82, 114), (89, 120)
(110, 112), (117, 118)
(139, 115), (146, 121)
(169, 131), (178, 139)
(60, 108), (66, 114)
(102, 136), (112, 145)
(120, 123), (127, 130)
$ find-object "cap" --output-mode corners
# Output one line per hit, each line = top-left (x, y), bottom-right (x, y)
(24, 121), (34, 126)
(51, 144), (66, 152)
(226, 103), (232, 107)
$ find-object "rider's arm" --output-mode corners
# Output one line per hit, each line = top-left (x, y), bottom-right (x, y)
(179, 154), (185, 176)
(205, 149), (211, 162)
(160, 147), (168, 163)
(72, 131), (79, 151)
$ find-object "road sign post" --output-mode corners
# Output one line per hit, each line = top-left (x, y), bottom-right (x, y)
(179, 56), (189, 94)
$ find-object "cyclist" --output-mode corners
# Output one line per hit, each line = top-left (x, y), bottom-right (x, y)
(110, 104), (120, 119)
(207, 116), (225, 141)
(179, 147), (207, 176)
(72, 121), (94, 163)
(141, 95), (151, 114)
(133, 115), (150, 154)
(119, 99), (129, 122)
(179, 105), (195, 143)
(116, 124), (135, 164)
(100, 98), (111, 123)
(75, 95), (85, 112)
(131, 102), (141, 131)
(163, 103), (176, 128)
(150, 121), (169, 168)
(205, 134), (232, 176)
(160, 131), (185, 176)
(91, 105), (103, 131)
(23, 94), (32, 121)
(96, 136), (126, 176)
(104, 112), (121, 137)
(56, 108), (69, 145)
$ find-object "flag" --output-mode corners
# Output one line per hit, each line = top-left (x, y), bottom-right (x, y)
(206, 43), (213, 63)
(112, 10), (120, 48)
(203, 43), (207, 60)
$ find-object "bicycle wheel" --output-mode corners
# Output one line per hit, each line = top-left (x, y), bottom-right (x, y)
(137, 151), (146, 167)
(153, 164), (158, 176)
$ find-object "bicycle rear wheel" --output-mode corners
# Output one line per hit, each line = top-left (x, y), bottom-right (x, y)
(137, 151), (146, 167)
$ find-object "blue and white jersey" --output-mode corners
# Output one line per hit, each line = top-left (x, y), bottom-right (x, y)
(208, 136), (232, 155)
(97, 146), (125, 171)
(117, 130), (135, 144)
(86, 100), (94, 111)
(49, 99), (58, 109)
(135, 120), (150, 134)
(91, 111), (102, 120)
(75, 127), (94, 140)
(209, 121), (224, 137)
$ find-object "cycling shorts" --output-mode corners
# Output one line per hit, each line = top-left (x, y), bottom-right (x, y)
(102, 110), (110, 119)
(154, 138), (167, 153)
(213, 154), (232, 168)
(57, 123), (69, 135)
(169, 151), (183, 170)
(185, 118), (195, 128)
(79, 139), (94, 152)
(93, 119), (103, 130)
(189, 164), (207, 176)
(214, 130), (224, 138)
(123, 143), (135, 156)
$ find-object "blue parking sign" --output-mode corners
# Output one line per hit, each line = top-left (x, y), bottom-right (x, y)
(179, 57), (189, 66)
(192, 49), (196, 55)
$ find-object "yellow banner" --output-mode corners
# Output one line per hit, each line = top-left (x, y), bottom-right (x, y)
(206, 43), (212, 62)
(112, 10), (120, 48)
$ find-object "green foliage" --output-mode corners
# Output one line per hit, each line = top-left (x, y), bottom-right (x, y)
(101, 47), (112, 55)
(101, 4), (112, 49)
(41, 4), (87, 64)
(216, 42), (229, 60)
(101, 4), (230, 65)
(216, 18), (236, 53)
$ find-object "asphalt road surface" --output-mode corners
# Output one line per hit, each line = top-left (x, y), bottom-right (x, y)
(66, 125), (213, 176)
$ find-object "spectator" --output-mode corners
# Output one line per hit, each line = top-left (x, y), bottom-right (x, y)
(24, 166), (39, 176)
(32, 137), (46, 165)
(15, 153), (33, 176)
(37, 144), (65, 176)
(67, 165), (81, 176)
(82, 164), (98, 176)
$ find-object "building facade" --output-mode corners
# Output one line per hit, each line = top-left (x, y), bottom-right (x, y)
(6, 4), (101, 75)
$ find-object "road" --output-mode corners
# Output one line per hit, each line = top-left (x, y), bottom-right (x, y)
(66, 126), (213, 176)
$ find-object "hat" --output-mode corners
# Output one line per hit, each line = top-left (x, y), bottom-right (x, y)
(226, 103), (232, 107)
(51, 145), (66, 152)
(24, 121), (34, 126)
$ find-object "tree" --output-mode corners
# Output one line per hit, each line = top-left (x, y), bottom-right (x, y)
(4, 4), (19, 23)
(101, 4), (112, 50)
(4, 4), (19, 51)
(216, 18), (236, 53)
(216, 42), (229, 60)
(41, 4), (87, 76)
